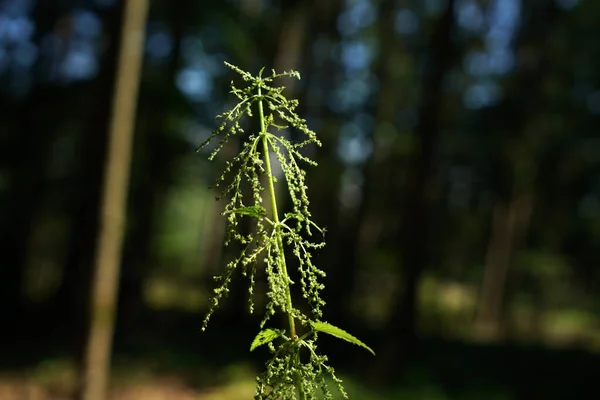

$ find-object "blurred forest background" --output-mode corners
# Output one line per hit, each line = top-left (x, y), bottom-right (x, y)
(1, 0), (600, 399)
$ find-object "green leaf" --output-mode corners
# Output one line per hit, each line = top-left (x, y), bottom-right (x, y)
(250, 328), (281, 352)
(311, 321), (375, 356)
(231, 206), (267, 218)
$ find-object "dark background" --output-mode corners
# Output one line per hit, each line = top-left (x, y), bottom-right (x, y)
(1, 0), (600, 398)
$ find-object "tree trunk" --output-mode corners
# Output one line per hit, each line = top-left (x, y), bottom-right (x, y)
(53, 2), (124, 362)
(0, 1), (66, 335)
(375, 0), (456, 382)
(474, 0), (560, 342)
(117, 0), (188, 342)
(0, 86), (60, 329)
(81, 1), (148, 399)
(475, 194), (532, 340)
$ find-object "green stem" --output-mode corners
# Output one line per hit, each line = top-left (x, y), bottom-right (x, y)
(258, 85), (306, 400)
(257, 86), (296, 340)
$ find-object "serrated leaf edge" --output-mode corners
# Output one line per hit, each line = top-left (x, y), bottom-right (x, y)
(311, 321), (376, 356)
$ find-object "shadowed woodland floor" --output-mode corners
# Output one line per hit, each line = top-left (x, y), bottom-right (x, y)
(1, 336), (599, 399)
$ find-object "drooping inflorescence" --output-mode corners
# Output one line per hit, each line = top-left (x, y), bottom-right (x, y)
(199, 62), (373, 400)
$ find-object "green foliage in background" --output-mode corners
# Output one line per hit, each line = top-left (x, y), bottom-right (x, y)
(198, 62), (374, 399)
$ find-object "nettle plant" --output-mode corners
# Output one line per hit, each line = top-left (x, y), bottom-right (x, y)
(198, 62), (374, 400)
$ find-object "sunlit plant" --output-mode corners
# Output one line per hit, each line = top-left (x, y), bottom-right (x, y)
(198, 62), (374, 400)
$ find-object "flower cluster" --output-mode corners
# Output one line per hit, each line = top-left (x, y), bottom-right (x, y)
(199, 62), (373, 400)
